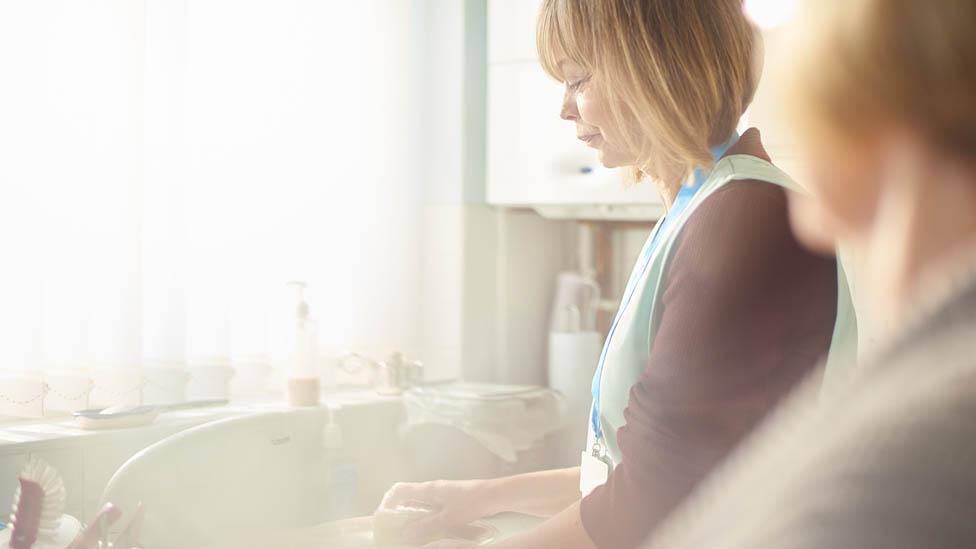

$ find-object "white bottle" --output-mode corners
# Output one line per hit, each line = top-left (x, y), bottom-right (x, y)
(287, 281), (320, 406)
(548, 269), (603, 467)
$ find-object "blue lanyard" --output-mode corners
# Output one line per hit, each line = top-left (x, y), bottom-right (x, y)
(590, 134), (739, 443)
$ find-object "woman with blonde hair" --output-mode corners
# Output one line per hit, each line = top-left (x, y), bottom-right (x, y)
(639, 1), (976, 548)
(380, 2), (851, 547)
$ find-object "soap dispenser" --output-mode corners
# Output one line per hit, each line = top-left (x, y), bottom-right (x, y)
(286, 281), (320, 407)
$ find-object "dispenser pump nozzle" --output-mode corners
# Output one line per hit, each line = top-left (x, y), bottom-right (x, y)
(287, 280), (310, 320)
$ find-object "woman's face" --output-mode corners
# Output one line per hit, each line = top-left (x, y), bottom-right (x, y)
(559, 60), (636, 168)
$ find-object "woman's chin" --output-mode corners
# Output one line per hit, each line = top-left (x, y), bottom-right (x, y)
(597, 151), (625, 169)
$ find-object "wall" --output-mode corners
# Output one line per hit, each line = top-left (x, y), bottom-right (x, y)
(419, 0), (572, 384)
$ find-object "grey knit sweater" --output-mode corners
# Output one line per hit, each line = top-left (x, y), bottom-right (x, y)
(642, 271), (976, 549)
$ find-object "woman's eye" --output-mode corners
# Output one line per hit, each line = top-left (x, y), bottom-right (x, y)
(567, 77), (589, 92)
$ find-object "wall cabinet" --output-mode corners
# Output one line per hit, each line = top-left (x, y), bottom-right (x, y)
(487, 0), (540, 64)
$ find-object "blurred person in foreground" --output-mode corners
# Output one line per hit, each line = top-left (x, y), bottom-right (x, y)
(641, 1), (976, 547)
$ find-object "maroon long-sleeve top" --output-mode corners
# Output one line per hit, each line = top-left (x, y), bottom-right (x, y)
(579, 129), (839, 549)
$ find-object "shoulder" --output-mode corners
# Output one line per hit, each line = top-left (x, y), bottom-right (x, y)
(680, 126), (786, 244)
(694, 177), (788, 226)
(672, 179), (792, 269)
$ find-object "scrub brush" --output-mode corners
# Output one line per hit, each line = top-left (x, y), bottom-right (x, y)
(2, 456), (81, 549)
(7, 475), (42, 549)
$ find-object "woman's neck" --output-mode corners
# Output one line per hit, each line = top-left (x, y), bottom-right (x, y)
(855, 153), (976, 338)
(654, 178), (682, 211)
(646, 163), (686, 212)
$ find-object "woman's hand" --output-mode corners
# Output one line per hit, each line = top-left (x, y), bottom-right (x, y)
(378, 468), (581, 545)
(378, 479), (495, 543)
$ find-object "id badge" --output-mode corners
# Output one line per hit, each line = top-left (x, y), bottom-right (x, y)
(580, 449), (612, 496)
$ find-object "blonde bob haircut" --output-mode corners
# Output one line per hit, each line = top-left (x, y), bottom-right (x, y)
(782, 0), (976, 160)
(537, 0), (758, 184)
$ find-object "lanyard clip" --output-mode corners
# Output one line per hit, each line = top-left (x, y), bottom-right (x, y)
(591, 440), (606, 459)
(590, 440), (613, 468)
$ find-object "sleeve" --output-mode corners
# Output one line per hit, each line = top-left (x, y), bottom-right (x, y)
(580, 180), (839, 549)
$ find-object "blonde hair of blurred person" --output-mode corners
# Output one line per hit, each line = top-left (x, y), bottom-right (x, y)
(782, 0), (976, 342)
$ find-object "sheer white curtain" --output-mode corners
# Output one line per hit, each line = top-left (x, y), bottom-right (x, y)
(0, 0), (427, 417)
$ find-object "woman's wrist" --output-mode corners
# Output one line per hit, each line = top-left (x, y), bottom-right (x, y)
(472, 476), (510, 517)
(466, 468), (582, 519)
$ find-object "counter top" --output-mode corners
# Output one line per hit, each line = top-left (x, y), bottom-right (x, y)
(0, 389), (400, 451)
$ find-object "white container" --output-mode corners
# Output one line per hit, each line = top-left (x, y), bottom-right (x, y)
(186, 363), (235, 400)
(142, 367), (190, 405)
(285, 281), (320, 407)
(547, 331), (603, 467)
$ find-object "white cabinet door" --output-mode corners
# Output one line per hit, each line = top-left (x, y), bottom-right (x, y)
(487, 62), (661, 206)
(488, 0), (542, 64)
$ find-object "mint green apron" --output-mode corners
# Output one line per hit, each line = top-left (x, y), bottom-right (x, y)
(582, 155), (857, 482)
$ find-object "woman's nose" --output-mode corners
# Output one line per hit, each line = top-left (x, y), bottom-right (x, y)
(560, 90), (579, 121)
